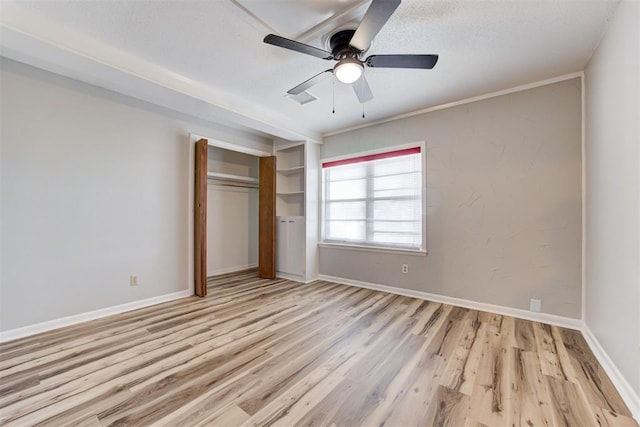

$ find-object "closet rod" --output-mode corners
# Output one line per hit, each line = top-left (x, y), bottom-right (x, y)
(207, 179), (259, 189)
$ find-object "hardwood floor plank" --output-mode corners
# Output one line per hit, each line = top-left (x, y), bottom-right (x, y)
(596, 408), (640, 427)
(423, 385), (471, 427)
(30, 388), (134, 426)
(293, 378), (359, 427)
(546, 376), (600, 426)
(478, 311), (503, 329)
(532, 322), (568, 380)
(499, 315), (519, 349)
(67, 414), (102, 427)
(468, 325), (512, 426)
(551, 325), (580, 384)
(372, 352), (445, 427)
(559, 327), (633, 417)
(0, 271), (635, 427)
(357, 330), (448, 426)
(0, 374), (40, 399)
(331, 333), (427, 426)
(410, 302), (452, 336)
(514, 317), (536, 351)
(515, 349), (556, 426)
(439, 310), (486, 395)
(464, 418), (490, 427)
(198, 404), (251, 426)
(427, 306), (470, 358)
(156, 375), (261, 426)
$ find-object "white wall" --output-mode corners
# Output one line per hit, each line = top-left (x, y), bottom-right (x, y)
(207, 185), (258, 275)
(584, 0), (640, 397)
(0, 58), (272, 332)
(321, 78), (583, 318)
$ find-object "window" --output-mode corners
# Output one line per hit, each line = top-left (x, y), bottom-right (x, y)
(322, 145), (424, 251)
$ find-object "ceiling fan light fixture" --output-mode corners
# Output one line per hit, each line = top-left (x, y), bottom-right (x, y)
(334, 59), (363, 84)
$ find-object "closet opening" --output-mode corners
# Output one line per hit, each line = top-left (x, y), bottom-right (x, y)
(194, 138), (275, 297)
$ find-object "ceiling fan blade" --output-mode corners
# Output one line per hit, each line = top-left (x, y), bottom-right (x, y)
(353, 75), (373, 103)
(365, 54), (439, 69)
(287, 69), (334, 95)
(349, 0), (401, 52)
(264, 34), (333, 60)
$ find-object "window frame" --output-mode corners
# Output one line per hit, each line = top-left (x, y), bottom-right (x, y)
(320, 142), (427, 254)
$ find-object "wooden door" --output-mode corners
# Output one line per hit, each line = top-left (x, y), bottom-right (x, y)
(194, 138), (208, 297)
(259, 156), (276, 279)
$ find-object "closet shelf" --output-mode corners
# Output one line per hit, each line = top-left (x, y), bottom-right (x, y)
(207, 172), (259, 184)
(277, 191), (304, 196)
(276, 166), (304, 175)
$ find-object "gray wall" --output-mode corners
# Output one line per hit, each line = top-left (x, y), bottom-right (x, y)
(321, 78), (582, 318)
(584, 0), (639, 396)
(0, 58), (272, 332)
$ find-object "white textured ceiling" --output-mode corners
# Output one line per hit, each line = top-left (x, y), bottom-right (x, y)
(0, 0), (619, 138)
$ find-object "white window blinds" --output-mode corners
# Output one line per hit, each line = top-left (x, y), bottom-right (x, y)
(322, 147), (423, 250)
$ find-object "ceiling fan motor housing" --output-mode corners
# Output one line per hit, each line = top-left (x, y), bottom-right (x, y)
(329, 29), (362, 60)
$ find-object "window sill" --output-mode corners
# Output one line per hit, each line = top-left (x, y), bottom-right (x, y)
(318, 242), (427, 256)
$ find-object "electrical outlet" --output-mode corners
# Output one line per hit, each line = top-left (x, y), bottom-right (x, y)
(402, 264), (409, 274)
(530, 298), (541, 312)
(130, 274), (139, 286)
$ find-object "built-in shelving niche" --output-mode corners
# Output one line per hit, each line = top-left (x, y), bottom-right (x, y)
(275, 142), (305, 216)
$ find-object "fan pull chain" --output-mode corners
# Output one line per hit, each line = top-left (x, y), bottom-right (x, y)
(332, 79), (335, 114)
(360, 77), (366, 118)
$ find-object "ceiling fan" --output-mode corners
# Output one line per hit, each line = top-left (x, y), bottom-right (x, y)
(263, 0), (439, 104)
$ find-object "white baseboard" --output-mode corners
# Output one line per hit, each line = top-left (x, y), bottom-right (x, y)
(581, 325), (640, 422)
(207, 263), (257, 277)
(317, 274), (582, 330)
(276, 272), (306, 283)
(0, 289), (192, 343)
(276, 272), (321, 284)
(304, 275), (319, 284)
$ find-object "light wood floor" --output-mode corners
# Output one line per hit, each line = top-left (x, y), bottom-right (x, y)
(0, 271), (636, 426)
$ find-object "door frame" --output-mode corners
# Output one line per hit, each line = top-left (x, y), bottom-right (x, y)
(189, 134), (274, 296)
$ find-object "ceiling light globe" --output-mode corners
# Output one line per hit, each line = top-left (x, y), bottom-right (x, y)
(334, 60), (363, 84)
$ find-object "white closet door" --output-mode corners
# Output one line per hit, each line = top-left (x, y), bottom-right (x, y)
(276, 216), (288, 274)
(286, 217), (305, 276)
(276, 216), (305, 277)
